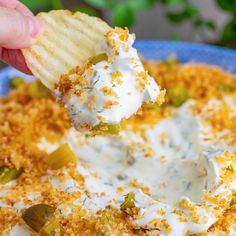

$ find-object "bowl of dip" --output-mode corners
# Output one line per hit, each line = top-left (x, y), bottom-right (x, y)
(0, 41), (236, 236)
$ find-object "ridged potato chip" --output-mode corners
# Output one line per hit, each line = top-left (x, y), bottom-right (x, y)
(22, 10), (111, 89)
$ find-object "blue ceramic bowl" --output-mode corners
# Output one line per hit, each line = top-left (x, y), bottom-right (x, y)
(1, 40), (236, 96)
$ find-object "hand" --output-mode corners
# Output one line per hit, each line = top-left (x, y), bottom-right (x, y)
(0, 0), (42, 74)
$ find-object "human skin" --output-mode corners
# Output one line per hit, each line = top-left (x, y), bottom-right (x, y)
(0, 0), (42, 74)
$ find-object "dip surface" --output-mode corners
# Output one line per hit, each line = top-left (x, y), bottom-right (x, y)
(0, 61), (236, 235)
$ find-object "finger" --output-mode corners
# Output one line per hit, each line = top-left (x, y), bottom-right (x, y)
(0, 7), (42, 49)
(0, 47), (32, 74)
(0, 0), (33, 16)
(0, 0), (18, 8)
(15, 1), (33, 16)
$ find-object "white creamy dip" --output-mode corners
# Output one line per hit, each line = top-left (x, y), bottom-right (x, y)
(55, 28), (163, 131)
(29, 96), (236, 235)
(2, 66), (236, 235)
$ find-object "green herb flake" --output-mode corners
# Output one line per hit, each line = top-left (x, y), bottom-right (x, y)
(104, 214), (111, 222)
(88, 53), (108, 65)
(84, 78), (100, 91)
(9, 77), (25, 89)
(165, 55), (178, 67)
(120, 192), (135, 212)
(218, 82), (235, 93)
(22, 204), (56, 233)
(144, 102), (162, 110)
(227, 164), (234, 171)
(29, 80), (51, 98)
(93, 123), (120, 135)
(0, 167), (23, 184)
(167, 83), (189, 107)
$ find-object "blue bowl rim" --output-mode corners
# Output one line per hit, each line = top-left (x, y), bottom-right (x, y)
(0, 40), (235, 75)
(135, 40), (236, 55)
(1, 40), (236, 96)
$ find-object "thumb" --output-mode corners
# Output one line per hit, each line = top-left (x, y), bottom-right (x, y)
(0, 7), (42, 49)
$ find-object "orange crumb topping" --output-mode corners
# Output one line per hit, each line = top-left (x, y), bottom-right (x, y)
(100, 86), (118, 98)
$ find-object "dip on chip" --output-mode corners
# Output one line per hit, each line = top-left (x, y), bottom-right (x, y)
(22, 10), (164, 134)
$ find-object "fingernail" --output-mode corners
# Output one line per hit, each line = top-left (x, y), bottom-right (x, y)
(28, 16), (42, 37)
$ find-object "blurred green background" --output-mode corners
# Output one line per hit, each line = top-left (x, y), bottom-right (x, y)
(1, 0), (236, 70)
(3, 0), (235, 70)
(19, 0), (236, 48)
